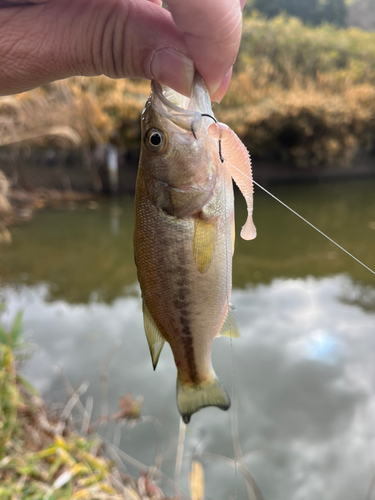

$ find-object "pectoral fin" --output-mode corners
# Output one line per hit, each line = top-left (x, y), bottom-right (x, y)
(143, 302), (165, 370)
(208, 122), (257, 241)
(217, 304), (240, 339)
(193, 217), (216, 274)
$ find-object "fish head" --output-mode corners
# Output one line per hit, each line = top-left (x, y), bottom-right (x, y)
(139, 73), (219, 217)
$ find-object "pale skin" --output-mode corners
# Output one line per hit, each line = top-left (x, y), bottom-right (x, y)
(0, 0), (245, 101)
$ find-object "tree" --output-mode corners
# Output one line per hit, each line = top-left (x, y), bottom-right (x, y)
(246, 0), (347, 26)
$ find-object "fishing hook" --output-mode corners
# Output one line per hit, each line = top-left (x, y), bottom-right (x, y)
(200, 113), (224, 162)
(201, 113), (218, 123)
(218, 139), (224, 163)
(191, 114), (218, 139)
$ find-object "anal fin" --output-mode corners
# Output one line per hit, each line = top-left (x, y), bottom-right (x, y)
(143, 301), (165, 370)
(217, 304), (240, 339)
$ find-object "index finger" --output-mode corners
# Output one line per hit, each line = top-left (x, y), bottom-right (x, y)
(165, 0), (242, 101)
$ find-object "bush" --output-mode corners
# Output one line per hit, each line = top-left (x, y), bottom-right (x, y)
(215, 15), (375, 166)
(244, 0), (347, 26)
(1, 15), (375, 169)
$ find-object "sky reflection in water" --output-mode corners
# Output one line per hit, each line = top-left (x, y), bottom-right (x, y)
(1, 274), (375, 500)
(1, 180), (375, 499)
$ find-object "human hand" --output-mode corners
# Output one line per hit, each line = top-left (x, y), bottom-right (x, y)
(0, 0), (244, 101)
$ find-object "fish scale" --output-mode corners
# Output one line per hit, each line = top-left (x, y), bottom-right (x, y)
(134, 73), (256, 423)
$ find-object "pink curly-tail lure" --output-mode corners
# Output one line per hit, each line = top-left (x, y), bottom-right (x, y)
(208, 122), (257, 241)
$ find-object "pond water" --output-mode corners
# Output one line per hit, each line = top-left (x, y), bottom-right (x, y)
(1, 179), (375, 500)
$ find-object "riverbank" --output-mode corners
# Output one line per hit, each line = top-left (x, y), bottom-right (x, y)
(1, 150), (375, 241)
(0, 315), (167, 500)
(0, 185), (100, 242)
(1, 15), (375, 179)
(252, 153), (375, 186)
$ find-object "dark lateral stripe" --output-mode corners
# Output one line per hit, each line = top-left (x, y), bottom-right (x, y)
(175, 261), (199, 384)
(181, 322), (198, 384)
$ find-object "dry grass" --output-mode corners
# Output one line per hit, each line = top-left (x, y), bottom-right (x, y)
(216, 15), (375, 167)
(0, 312), (165, 500)
(218, 80), (375, 167)
(1, 17), (375, 168)
(0, 312), (265, 500)
(0, 306), (271, 500)
(0, 78), (149, 151)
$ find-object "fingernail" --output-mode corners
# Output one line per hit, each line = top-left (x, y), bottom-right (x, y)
(212, 67), (233, 103)
(150, 48), (194, 97)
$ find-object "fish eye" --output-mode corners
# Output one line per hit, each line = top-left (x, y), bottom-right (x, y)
(146, 128), (165, 152)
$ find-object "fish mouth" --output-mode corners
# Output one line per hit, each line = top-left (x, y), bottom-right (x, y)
(151, 73), (213, 134)
(152, 81), (191, 113)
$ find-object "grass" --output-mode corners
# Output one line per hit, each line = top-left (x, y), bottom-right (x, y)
(217, 14), (375, 167)
(0, 311), (156, 500)
(1, 15), (375, 170)
(169, 13), (375, 167)
(0, 310), (266, 499)
(0, 312), (208, 500)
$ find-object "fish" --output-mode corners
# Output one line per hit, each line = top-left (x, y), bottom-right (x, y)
(134, 72), (256, 424)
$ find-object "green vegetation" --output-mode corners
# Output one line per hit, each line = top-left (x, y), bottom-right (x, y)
(0, 310), (261, 499)
(0, 312), (159, 500)
(1, 15), (375, 169)
(244, 0), (347, 26)
(218, 15), (375, 167)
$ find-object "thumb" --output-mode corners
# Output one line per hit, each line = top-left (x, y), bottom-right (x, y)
(0, 0), (194, 95)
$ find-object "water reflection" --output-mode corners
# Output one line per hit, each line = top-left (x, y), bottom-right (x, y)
(1, 179), (375, 499)
(1, 274), (375, 500)
(1, 180), (374, 305)
(0, 197), (138, 303)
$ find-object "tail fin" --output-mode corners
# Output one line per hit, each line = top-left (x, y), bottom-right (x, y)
(177, 377), (230, 424)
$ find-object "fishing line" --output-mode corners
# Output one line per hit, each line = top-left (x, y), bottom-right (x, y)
(217, 127), (238, 500)
(229, 335), (238, 500)
(225, 159), (375, 277)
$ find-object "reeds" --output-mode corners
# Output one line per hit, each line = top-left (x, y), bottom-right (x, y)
(0, 312), (164, 500)
(1, 16), (374, 169)
(0, 310), (267, 499)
